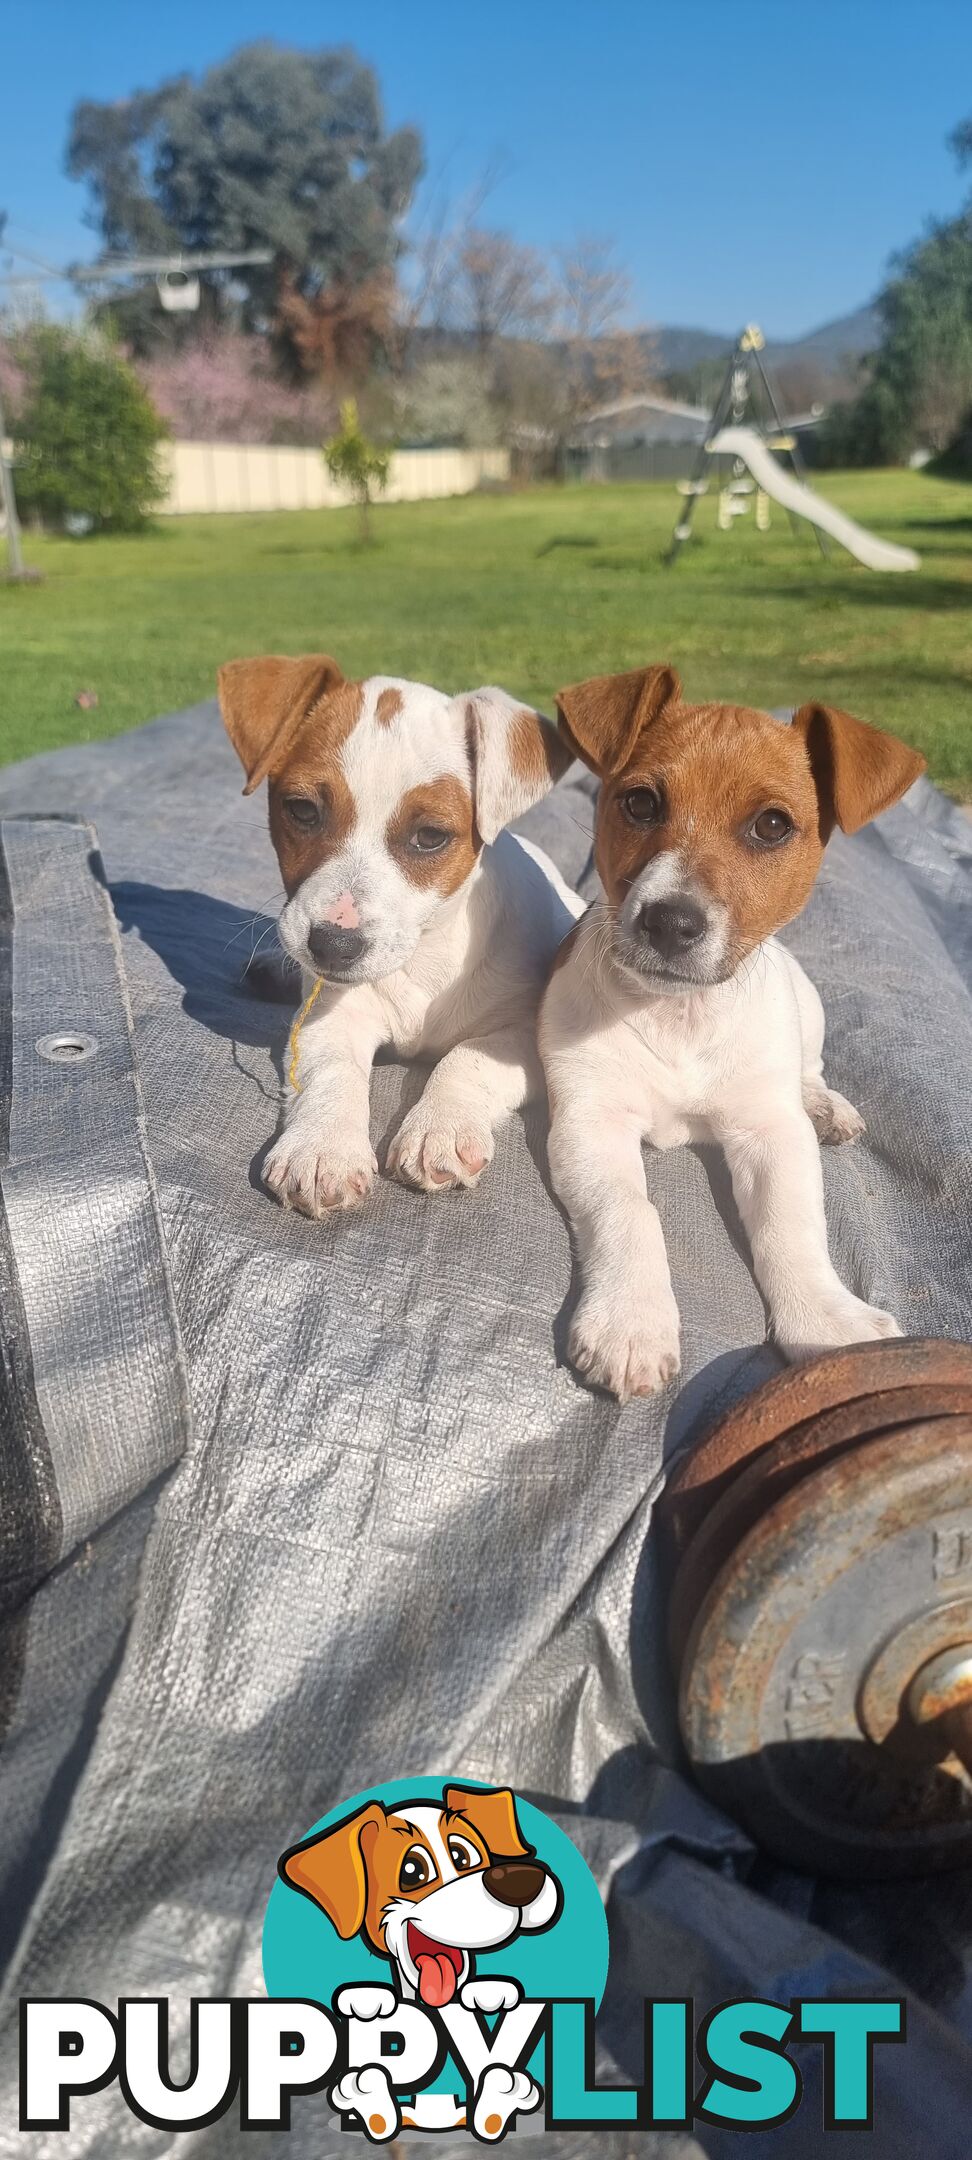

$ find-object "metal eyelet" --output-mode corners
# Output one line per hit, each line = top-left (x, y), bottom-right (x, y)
(36, 1031), (99, 1065)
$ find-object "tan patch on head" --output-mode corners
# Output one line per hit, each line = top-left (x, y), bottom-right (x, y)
(596, 702), (826, 960)
(581, 675), (926, 964)
(375, 685), (403, 727)
(386, 774), (479, 894)
(267, 679), (364, 897)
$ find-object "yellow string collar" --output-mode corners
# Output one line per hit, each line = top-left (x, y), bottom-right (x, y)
(287, 976), (325, 1092)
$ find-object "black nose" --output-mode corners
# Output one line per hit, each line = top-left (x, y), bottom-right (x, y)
(638, 897), (707, 960)
(482, 1861), (547, 1908)
(307, 923), (366, 973)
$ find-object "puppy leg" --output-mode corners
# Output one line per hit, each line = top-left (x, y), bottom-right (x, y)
(719, 1109), (900, 1355)
(791, 957), (865, 1144)
(548, 1106), (681, 1401)
(264, 992), (386, 1218)
(386, 1027), (538, 1193)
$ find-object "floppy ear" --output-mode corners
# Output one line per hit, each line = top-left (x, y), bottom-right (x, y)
(791, 703), (926, 838)
(444, 1785), (532, 1860)
(459, 687), (573, 846)
(556, 665), (681, 779)
(218, 653), (344, 796)
(278, 1802), (385, 1937)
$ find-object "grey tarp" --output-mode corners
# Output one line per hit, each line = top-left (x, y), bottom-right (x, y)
(0, 701), (970, 2157)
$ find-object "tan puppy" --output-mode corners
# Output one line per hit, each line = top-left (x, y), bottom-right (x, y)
(540, 667), (925, 1400)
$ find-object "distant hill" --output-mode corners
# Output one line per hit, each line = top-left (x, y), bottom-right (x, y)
(654, 306), (881, 382)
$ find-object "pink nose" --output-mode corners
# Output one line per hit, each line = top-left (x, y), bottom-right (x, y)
(322, 890), (360, 929)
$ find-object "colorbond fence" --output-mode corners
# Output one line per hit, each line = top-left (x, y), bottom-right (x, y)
(158, 441), (510, 515)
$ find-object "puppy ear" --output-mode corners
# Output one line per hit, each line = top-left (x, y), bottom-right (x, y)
(278, 1802), (385, 1937)
(556, 665), (681, 777)
(459, 688), (573, 846)
(444, 1785), (532, 1860)
(218, 653), (344, 795)
(792, 703), (926, 838)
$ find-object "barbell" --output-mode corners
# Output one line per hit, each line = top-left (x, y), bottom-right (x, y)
(659, 1337), (972, 1877)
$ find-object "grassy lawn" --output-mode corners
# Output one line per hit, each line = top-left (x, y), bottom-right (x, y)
(2, 468), (971, 789)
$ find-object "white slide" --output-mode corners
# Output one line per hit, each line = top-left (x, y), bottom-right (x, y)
(707, 425), (920, 572)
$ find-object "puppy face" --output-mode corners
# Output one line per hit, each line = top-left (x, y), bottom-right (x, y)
(279, 1785), (561, 2007)
(557, 666), (926, 991)
(219, 656), (569, 984)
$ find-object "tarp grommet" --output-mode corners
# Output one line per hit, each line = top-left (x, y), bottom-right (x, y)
(36, 1030), (99, 1065)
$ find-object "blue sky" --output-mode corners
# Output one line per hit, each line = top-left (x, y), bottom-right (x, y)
(2, 0), (970, 338)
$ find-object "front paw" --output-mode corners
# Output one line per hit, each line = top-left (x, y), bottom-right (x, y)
(473, 2066), (542, 2140)
(569, 1289), (681, 1402)
(805, 1085), (866, 1146)
(460, 1977), (522, 2014)
(386, 1103), (494, 1193)
(264, 1125), (377, 1217)
(776, 1288), (902, 1358)
(330, 2067), (399, 2142)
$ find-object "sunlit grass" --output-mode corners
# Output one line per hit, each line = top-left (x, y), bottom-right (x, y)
(2, 468), (971, 788)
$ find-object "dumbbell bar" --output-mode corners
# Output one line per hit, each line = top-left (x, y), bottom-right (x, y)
(660, 1338), (972, 1878)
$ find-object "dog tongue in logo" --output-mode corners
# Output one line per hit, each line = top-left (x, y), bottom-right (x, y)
(409, 1926), (462, 2006)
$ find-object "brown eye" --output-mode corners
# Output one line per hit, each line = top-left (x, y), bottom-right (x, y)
(283, 796), (322, 831)
(621, 787), (662, 826)
(409, 826), (452, 853)
(748, 808), (794, 847)
(399, 1846), (433, 1891)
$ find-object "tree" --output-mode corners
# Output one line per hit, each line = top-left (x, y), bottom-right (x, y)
(67, 43), (423, 367)
(393, 355), (501, 447)
(13, 325), (167, 530)
(554, 235), (657, 440)
(323, 398), (390, 539)
(139, 330), (336, 444)
(453, 229), (554, 353)
(810, 118), (972, 468)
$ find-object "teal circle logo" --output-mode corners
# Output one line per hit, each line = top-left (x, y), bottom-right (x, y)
(264, 1775), (608, 2011)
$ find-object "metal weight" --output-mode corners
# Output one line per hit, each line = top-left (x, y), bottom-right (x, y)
(677, 1416), (972, 1876)
(660, 1337), (972, 1563)
(667, 1381), (972, 1672)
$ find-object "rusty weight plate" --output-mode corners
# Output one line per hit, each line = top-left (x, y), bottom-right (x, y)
(660, 1337), (972, 1563)
(668, 1382), (972, 1672)
(679, 1417), (972, 1877)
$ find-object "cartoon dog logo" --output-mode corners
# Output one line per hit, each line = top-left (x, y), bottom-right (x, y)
(279, 1782), (562, 2006)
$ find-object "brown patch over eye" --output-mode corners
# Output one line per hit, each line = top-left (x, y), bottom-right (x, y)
(387, 775), (479, 892)
(268, 680), (363, 895)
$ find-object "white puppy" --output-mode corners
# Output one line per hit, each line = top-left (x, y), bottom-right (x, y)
(219, 654), (580, 1214)
(539, 665), (926, 1401)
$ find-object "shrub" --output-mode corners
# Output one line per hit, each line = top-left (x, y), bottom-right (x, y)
(14, 325), (167, 531)
(323, 398), (390, 539)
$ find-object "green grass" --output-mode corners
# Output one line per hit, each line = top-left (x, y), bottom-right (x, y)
(3, 469), (972, 788)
